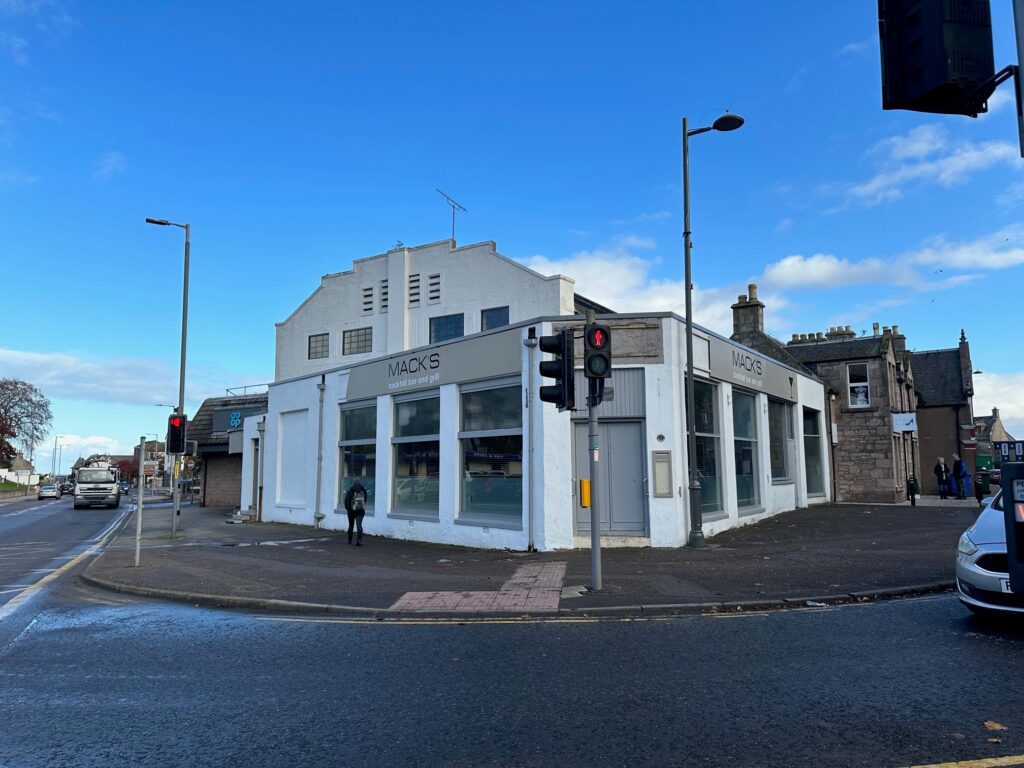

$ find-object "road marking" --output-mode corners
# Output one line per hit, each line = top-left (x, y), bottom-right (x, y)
(901, 756), (1024, 768)
(254, 615), (603, 626)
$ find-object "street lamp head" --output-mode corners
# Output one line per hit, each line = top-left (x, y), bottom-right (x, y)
(145, 218), (171, 226)
(711, 113), (745, 132)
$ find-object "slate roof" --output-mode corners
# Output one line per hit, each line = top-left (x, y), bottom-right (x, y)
(910, 349), (966, 407)
(785, 336), (889, 364)
(190, 393), (268, 447)
(730, 330), (816, 378)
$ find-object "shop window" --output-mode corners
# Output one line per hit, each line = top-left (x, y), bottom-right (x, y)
(768, 399), (794, 482)
(338, 402), (377, 512)
(459, 385), (522, 524)
(848, 363), (870, 407)
(803, 408), (825, 496)
(687, 379), (722, 516)
(343, 327), (372, 356)
(481, 306), (510, 331)
(430, 313), (464, 343)
(307, 333), (329, 360)
(392, 395), (440, 517)
(733, 391), (760, 509)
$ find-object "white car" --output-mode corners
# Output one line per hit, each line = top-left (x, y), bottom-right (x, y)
(956, 491), (1023, 616)
(37, 485), (60, 500)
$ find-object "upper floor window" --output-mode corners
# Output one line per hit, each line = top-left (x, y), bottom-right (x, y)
(308, 333), (329, 360)
(847, 363), (870, 407)
(343, 327), (372, 355)
(430, 313), (464, 343)
(481, 306), (510, 331)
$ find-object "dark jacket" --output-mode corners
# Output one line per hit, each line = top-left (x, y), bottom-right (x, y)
(933, 462), (951, 482)
(953, 458), (968, 479)
(343, 481), (368, 514)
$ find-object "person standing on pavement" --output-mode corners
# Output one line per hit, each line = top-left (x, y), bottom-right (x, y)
(952, 453), (968, 500)
(343, 479), (368, 546)
(934, 457), (951, 500)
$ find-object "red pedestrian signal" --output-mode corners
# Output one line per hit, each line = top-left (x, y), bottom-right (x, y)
(584, 323), (612, 379)
(167, 413), (188, 454)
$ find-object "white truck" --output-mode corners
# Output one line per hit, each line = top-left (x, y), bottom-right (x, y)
(73, 462), (121, 509)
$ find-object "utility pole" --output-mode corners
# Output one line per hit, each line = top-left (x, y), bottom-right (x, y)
(135, 436), (145, 567)
(585, 309), (603, 591)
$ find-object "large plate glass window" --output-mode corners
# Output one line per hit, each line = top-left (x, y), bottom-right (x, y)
(429, 313), (464, 344)
(481, 306), (510, 331)
(392, 395), (440, 517)
(338, 402), (376, 512)
(803, 407), (825, 495)
(847, 363), (870, 407)
(687, 379), (723, 516)
(733, 391), (760, 509)
(768, 399), (794, 482)
(459, 383), (522, 524)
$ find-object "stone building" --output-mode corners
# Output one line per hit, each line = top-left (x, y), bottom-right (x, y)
(785, 323), (919, 504)
(975, 407), (1020, 468)
(910, 331), (976, 494)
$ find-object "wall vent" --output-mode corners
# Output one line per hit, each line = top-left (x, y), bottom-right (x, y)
(379, 279), (389, 313)
(408, 273), (421, 306)
(428, 273), (441, 303)
(362, 286), (374, 314)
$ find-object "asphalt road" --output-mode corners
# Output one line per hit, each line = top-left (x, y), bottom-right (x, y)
(0, 493), (128, 616)
(1, 581), (1023, 768)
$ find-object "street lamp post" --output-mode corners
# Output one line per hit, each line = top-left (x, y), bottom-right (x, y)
(683, 113), (744, 548)
(146, 217), (191, 537)
(50, 434), (63, 481)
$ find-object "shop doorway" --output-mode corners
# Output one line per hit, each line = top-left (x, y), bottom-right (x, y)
(573, 420), (647, 535)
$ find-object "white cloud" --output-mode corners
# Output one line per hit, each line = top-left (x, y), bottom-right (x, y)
(997, 182), (1024, 208)
(838, 37), (874, 57)
(983, 87), (1014, 116)
(523, 237), (753, 335)
(973, 372), (1024, 441)
(761, 253), (895, 288)
(774, 218), (793, 234)
(835, 125), (1019, 207)
(0, 347), (267, 410)
(0, 31), (29, 65)
(93, 150), (126, 181)
(612, 210), (672, 225)
(906, 225), (1024, 270)
(0, 169), (39, 187)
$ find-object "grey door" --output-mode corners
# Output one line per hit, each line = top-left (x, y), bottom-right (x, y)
(574, 420), (646, 535)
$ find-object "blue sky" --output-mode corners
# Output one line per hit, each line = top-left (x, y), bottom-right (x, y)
(3, 1), (1023, 473)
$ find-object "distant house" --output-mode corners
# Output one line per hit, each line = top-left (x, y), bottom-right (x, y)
(975, 407), (1020, 468)
(910, 331), (976, 494)
(190, 393), (268, 508)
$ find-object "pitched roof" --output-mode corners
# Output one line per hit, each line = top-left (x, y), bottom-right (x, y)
(910, 349), (966, 407)
(730, 330), (816, 377)
(786, 336), (888, 364)
(190, 393), (268, 447)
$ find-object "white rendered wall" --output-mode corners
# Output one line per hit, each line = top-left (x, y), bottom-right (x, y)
(239, 415), (264, 513)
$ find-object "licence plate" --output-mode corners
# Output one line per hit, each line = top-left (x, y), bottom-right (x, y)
(1001, 579), (1014, 594)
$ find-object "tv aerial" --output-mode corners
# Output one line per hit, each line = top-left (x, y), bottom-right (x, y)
(436, 188), (467, 242)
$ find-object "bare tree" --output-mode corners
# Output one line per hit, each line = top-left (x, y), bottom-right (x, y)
(0, 379), (53, 463)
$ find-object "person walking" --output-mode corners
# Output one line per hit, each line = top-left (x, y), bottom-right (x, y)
(343, 479), (368, 546)
(933, 457), (951, 500)
(952, 453), (969, 500)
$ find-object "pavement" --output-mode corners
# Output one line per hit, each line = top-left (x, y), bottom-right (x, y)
(81, 495), (983, 619)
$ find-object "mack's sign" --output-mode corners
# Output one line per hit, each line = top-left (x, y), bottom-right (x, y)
(708, 337), (798, 402)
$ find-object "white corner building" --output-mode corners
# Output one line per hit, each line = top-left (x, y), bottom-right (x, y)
(242, 239), (831, 551)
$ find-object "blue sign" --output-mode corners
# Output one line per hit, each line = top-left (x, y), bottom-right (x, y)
(229, 411), (242, 428)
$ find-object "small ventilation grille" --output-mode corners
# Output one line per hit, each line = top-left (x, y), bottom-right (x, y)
(409, 274), (421, 306)
(380, 279), (389, 313)
(362, 286), (374, 314)
(428, 273), (441, 303)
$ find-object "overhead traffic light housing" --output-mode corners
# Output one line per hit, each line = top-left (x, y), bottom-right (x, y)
(878, 0), (996, 117)
(167, 413), (188, 454)
(584, 323), (612, 379)
(538, 329), (575, 412)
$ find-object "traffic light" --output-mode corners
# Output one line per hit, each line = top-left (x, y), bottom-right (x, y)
(167, 413), (188, 454)
(878, 0), (996, 117)
(538, 329), (575, 412)
(584, 323), (612, 379)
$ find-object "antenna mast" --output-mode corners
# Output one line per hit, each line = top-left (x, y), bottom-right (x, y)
(436, 188), (467, 242)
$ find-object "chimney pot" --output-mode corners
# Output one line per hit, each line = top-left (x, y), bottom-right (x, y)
(882, 325), (891, 335)
(845, 325), (852, 333)
(816, 331), (824, 340)
(738, 295), (747, 303)
(893, 324), (900, 335)
(993, 407), (1000, 418)
(791, 334), (799, 342)
(873, 322), (880, 336)
(800, 333), (808, 341)
(748, 283), (758, 300)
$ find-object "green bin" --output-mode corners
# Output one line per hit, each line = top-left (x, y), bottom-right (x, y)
(907, 476), (920, 496)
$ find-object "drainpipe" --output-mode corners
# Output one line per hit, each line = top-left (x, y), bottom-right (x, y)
(524, 327), (539, 551)
(256, 416), (265, 522)
(313, 375), (326, 528)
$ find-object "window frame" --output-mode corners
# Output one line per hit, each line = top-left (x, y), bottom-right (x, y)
(686, 378), (724, 519)
(768, 398), (794, 484)
(307, 333), (329, 360)
(429, 313), (465, 344)
(342, 327), (373, 356)
(390, 391), (441, 521)
(480, 306), (510, 332)
(337, 400), (378, 515)
(732, 390), (761, 512)
(847, 362), (871, 408)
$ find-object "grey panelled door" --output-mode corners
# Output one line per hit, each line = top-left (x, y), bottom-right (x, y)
(574, 421), (646, 535)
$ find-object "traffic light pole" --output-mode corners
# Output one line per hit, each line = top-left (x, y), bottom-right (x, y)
(585, 309), (603, 591)
(1015, 0), (1024, 156)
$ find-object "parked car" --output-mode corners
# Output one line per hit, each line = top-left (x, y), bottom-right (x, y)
(956, 491), (1023, 616)
(37, 485), (60, 500)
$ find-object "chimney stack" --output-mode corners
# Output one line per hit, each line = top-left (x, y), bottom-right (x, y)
(993, 407), (1000, 419)
(731, 282), (765, 337)
(873, 322), (880, 336)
